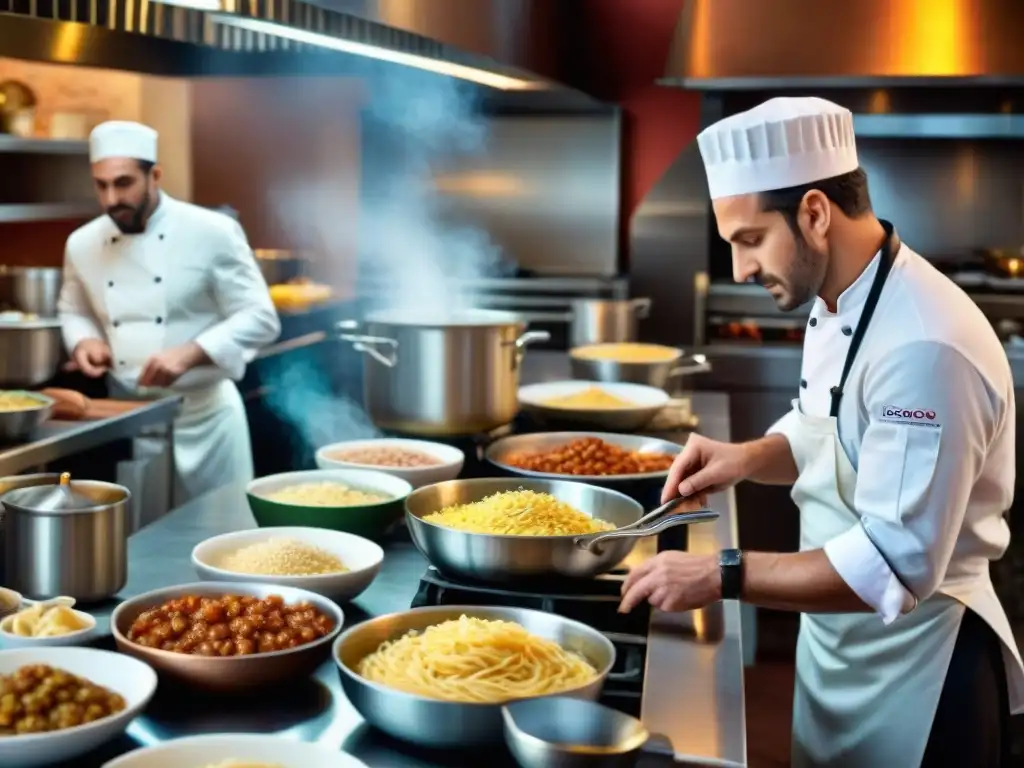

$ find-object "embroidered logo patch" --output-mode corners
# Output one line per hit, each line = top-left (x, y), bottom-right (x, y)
(880, 405), (940, 427)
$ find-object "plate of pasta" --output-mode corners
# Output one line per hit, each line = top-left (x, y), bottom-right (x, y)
(102, 733), (370, 768)
(0, 597), (97, 648)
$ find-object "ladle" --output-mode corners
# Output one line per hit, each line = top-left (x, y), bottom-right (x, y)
(503, 697), (676, 768)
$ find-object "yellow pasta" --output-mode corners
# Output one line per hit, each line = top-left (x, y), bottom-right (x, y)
(422, 489), (614, 536)
(542, 386), (635, 410)
(571, 342), (679, 363)
(2, 603), (89, 637)
(356, 615), (598, 703)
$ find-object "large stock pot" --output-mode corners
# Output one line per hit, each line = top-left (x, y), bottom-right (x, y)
(339, 309), (549, 436)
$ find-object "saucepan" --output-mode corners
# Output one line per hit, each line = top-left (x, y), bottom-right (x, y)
(503, 696), (675, 768)
(403, 478), (717, 582)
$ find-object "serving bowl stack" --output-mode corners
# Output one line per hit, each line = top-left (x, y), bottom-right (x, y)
(246, 468), (413, 540)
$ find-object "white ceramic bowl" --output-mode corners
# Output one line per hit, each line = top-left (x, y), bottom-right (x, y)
(191, 526), (384, 602)
(103, 733), (370, 768)
(0, 606), (98, 648)
(0, 646), (157, 768)
(315, 438), (464, 488)
(518, 380), (670, 432)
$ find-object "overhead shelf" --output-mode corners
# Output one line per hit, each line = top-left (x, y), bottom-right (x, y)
(0, 135), (90, 154)
(0, 203), (98, 223)
(852, 113), (1024, 139)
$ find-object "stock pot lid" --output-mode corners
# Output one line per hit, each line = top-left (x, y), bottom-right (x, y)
(366, 308), (526, 328)
(1, 473), (99, 513)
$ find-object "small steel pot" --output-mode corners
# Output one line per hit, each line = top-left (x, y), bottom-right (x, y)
(0, 267), (62, 317)
(568, 298), (651, 347)
(338, 309), (550, 436)
(1, 474), (129, 601)
(569, 348), (710, 390)
(0, 318), (64, 388)
(254, 249), (307, 286)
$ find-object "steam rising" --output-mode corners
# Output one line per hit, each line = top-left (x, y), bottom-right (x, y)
(262, 62), (506, 456)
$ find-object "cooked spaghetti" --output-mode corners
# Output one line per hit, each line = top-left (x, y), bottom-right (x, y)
(356, 615), (598, 703)
(422, 489), (614, 536)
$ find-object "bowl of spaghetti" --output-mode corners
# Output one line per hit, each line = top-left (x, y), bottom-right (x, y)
(334, 605), (615, 748)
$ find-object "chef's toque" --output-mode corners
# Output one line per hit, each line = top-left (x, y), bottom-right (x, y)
(89, 121), (159, 164)
(697, 97), (859, 200)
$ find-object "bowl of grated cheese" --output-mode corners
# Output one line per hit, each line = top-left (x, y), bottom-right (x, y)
(246, 469), (413, 541)
(191, 527), (384, 602)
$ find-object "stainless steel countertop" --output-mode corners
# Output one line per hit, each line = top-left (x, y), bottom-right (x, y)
(521, 353), (747, 767)
(0, 396), (182, 476)
(73, 355), (745, 768)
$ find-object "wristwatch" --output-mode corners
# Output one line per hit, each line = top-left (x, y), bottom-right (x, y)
(719, 548), (744, 601)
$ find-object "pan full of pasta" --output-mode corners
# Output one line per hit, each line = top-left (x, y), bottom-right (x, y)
(404, 477), (718, 581)
(0, 596), (97, 648)
(333, 605), (615, 748)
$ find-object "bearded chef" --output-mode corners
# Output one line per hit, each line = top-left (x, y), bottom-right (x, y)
(619, 97), (1024, 766)
(57, 120), (281, 504)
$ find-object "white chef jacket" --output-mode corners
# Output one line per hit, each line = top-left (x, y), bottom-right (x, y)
(768, 241), (1024, 709)
(57, 193), (280, 391)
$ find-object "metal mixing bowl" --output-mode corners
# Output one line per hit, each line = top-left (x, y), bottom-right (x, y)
(333, 605), (616, 748)
(111, 581), (344, 691)
(0, 390), (53, 444)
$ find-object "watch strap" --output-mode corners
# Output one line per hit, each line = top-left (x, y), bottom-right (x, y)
(719, 548), (743, 601)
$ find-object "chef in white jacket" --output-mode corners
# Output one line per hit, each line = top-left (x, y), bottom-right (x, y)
(57, 120), (280, 504)
(619, 98), (1024, 766)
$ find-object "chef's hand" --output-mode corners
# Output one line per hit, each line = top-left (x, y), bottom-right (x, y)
(67, 339), (112, 378)
(138, 342), (208, 388)
(661, 434), (751, 504)
(619, 551), (720, 614)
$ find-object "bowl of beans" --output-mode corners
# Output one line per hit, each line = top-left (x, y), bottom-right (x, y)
(315, 438), (464, 489)
(485, 431), (682, 484)
(0, 647), (157, 768)
(110, 582), (343, 691)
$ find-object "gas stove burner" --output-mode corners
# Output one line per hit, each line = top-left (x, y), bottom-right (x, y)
(420, 565), (628, 599)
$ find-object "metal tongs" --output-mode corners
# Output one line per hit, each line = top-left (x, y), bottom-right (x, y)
(573, 496), (719, 554)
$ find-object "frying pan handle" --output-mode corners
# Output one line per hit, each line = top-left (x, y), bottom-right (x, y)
(666, 354), (711, 380)
(574, 509), (719, 554)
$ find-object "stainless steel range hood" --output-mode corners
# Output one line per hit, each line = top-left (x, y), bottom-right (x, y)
(0, 0), (561, 91)
(663, 0), (1024, 89)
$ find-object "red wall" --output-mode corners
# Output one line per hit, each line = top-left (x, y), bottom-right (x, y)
(574, 0), (701, 261)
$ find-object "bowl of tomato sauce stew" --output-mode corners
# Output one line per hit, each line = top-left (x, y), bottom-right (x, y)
(110, 581), (343, 691)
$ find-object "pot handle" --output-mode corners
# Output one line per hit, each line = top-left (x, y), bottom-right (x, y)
(506, 329), (551, 371)
(630, 297), (652, 319)
(666, 353), (711, 380)
(337, 325), (399, 368)
(574, 501), (718, 555)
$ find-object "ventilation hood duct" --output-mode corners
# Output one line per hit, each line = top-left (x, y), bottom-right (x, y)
(0, 0), (568, 93)
(663, 0), (1024, 89)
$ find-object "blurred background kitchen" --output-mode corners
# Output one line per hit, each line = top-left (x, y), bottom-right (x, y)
(3, 0), (1024, 762)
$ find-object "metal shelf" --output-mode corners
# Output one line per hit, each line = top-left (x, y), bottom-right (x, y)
(852, 113), (1024, 139)
(0, 136), (90, 155)
(0, 203), (97, 223)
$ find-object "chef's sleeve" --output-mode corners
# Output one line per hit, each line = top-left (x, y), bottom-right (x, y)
(56, 253), (105, 352)
(194, 221), (281, 379)
(822, 340), (1006, 624)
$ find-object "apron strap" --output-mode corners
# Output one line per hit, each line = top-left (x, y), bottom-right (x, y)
(828, 221), (901, 418)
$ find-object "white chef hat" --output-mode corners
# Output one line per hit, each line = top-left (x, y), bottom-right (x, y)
(697, 97), (858, 200)
(89, 121), (159, 164)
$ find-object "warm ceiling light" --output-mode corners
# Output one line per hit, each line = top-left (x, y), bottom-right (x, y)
(154, 0), (223, 9)
(209, 14), (542, 91)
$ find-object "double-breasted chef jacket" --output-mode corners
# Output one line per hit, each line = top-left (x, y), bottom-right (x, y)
(57, 193), (281, 504)
(768, 235), (1024, 765)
